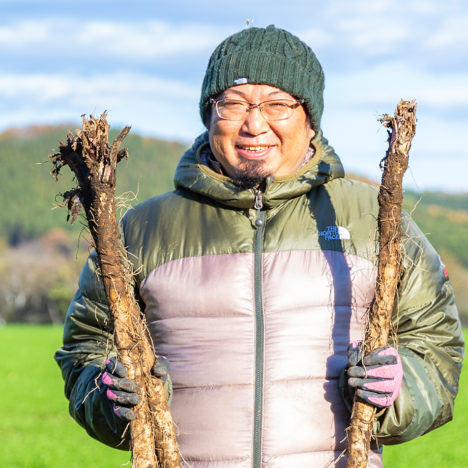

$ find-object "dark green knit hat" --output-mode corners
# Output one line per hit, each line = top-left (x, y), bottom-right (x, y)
(199, 25), (325, 129)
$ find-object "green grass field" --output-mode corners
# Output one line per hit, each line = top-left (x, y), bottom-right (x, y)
(0, 326), (466, 467)
(0, 325), (130, 468)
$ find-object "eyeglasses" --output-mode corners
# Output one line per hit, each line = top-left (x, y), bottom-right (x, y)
(210, 98), (305, 122)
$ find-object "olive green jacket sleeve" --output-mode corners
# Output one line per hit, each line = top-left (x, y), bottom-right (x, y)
(374, 216), (465, 444)
(54, 251), (131, 450)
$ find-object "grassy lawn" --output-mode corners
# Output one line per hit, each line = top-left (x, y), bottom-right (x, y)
(0, 325), (130, 468)
(382, 330), (468, 467)
(0, 325), (466, 467)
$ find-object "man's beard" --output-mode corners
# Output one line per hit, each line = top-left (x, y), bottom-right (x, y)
(231, 159), (269, 189)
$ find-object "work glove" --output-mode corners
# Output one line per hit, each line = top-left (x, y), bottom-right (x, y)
(102, 356), (172, 422)
(345, 341), (403, 409)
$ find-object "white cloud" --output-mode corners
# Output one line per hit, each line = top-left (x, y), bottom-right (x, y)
(317, 0), (468, 69)
(295, 29), (333, 49)
(0, 72), (199, 101)
(425, 15), (468, 49)
(78, 21), (222, 58)
(326, 0), (446, 18)
(325, 62), (468, 113)
(335, 18), (410, 55)
(0, 19), (224, 60)
(405, 0), (441, 14)
(0, 72), (202, 140)
(0, 21), (50, 44)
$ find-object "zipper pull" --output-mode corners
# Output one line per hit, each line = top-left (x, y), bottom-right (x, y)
(254, 189), (264, 227)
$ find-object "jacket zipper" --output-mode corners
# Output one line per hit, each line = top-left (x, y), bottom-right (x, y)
(253, 188), (265, 468)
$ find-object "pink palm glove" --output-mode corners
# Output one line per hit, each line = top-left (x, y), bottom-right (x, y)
(346, 341), (403, 408)
(101, 356), (172, 421)
(102, 358), (141, 421)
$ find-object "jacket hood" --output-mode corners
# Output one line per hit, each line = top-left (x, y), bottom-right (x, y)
(174, 130), (344, 210)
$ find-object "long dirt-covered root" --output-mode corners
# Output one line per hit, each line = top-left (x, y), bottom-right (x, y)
(346, 100), (417, 468)
(50, 113), (181, 467)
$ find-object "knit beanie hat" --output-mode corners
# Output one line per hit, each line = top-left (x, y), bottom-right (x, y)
(199, 25), (325, 129)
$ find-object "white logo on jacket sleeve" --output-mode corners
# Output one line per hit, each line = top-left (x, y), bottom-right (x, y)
(318, 226), (351, 240)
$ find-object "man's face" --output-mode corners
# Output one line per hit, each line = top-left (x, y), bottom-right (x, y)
(208, 84), (315, 187)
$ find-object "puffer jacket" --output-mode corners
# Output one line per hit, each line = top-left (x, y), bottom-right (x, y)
(55, 131), (464, 467)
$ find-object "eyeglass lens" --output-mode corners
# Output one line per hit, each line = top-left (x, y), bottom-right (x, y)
(216, 100), (299, 121)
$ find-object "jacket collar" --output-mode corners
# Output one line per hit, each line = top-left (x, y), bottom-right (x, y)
(174, 130), (345, 210)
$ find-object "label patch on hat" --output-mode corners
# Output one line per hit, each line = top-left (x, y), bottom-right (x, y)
(233, 77), (248, 85)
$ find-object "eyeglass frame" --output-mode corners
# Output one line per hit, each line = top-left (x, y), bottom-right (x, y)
(209, 97), (305, 122)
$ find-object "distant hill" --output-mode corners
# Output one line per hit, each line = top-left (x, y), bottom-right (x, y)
(0, 125), (467, 323)
(0, 124), (186, 245)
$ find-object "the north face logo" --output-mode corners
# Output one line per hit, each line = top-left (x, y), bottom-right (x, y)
(318, 226), (351, 240)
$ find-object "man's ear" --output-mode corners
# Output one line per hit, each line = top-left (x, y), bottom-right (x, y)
(306, 112), (316, 139)
(308, 124), (316, 143)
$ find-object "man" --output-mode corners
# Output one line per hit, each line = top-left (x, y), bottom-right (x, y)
(55, 25), (464, 467)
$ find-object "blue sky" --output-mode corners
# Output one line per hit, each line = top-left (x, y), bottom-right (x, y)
(1, 0), (467, 192)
